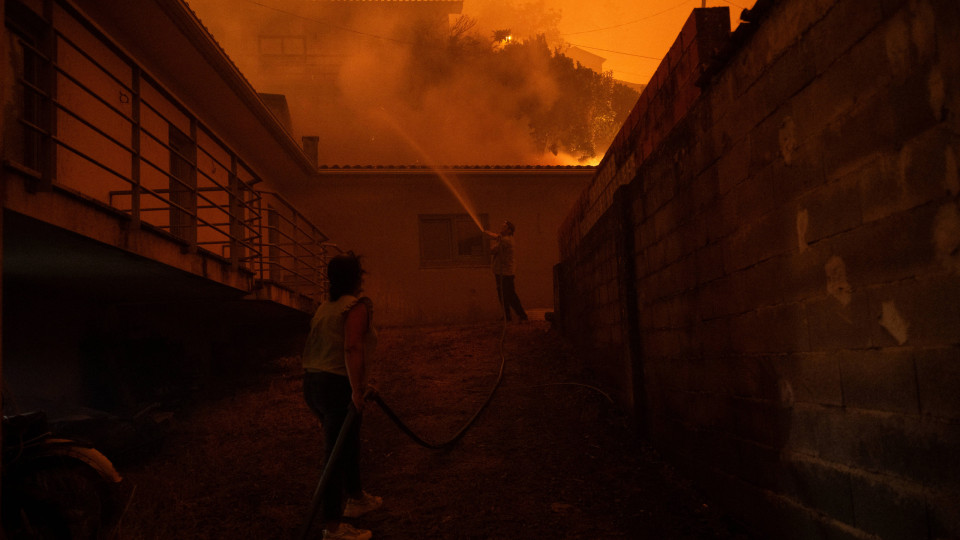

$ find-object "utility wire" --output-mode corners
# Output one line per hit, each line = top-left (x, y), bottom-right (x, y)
(566, 44), (662, 61)
(559, 0), (696, 37)
(237, 0), (696, 66)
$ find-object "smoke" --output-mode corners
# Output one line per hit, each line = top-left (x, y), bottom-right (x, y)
(186, 0), (633, 166)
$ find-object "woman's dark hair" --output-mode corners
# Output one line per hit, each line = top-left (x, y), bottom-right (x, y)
(327, 253), (364, 301)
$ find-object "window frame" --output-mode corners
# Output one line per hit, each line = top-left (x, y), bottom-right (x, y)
(418, 213), (490, 269)
(6, 0), (50, 177)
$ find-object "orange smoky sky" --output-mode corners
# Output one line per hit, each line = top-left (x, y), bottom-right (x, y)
(476, 0), (755, 84)
(465, 0), (755, 85)
(185, 0), (755, 165)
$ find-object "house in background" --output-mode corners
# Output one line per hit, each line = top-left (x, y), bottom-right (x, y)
(182, 0), (602, 325)
(298, 165), (594, 326)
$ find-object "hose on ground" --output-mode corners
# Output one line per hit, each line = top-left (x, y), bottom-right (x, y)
(367, 314), (507, 450)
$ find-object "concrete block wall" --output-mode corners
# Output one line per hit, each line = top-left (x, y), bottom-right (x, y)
(556, 0), (960, 538)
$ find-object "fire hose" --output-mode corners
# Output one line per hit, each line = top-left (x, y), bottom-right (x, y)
(298, 405), (358, 540)
(299, 308), (507, 538)
(301, 248), (585, 535)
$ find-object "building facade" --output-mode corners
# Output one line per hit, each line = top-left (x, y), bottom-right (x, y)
(305, 165), (593, 326)
(2, 0), (331, 414)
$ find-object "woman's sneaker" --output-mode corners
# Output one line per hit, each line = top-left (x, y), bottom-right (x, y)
(343, 491), (383, 518)
(322, 523), (372, 540)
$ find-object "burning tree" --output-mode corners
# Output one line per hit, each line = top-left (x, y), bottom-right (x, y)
(403, 18), (639, 163)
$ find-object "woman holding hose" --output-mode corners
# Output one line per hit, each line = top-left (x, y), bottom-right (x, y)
(302, 253), (381, 540)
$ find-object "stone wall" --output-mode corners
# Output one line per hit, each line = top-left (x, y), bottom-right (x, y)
(556, 0), (960, 538)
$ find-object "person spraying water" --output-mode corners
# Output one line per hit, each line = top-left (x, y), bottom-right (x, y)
(484, 220), (528, 323)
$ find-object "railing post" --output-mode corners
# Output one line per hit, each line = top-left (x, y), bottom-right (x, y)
(228, 156), (241, 268)
(130, 66), (141, 227)
(292, 213), (301, 290)
(37, 0), (57, 193)
(187, 119), (199, 251)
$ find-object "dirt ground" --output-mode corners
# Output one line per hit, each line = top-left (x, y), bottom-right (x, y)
(117, 320), (751, 539)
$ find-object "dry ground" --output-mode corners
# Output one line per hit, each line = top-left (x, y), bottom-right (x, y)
(117, 320), (750, 539)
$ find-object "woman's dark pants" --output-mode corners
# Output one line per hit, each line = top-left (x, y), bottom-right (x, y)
(303, 371), (362, 523)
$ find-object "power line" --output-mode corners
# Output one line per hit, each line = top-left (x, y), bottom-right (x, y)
(560, 0), (696, 37)
(566, 43), (662, 61)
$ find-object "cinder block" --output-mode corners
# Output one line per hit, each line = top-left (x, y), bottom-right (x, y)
(728, 394), (795, 451)
(821, 91), (898, 181)
(755, 0), (832, 61)
(677, 216), (707, 260)
(749, 112), (786, 177)
(734, 260), (785, 311)
(651, 197), (682, 241)
(781, 454), (856, 524)
(785, 403), (848, 460)
(868, 275), (960, 348)
(714, 93), (759, 155)
(805, 0), (885, 76)
(777, 352), (844, 407)
(850, 471), (929, 540)
(666, 38), (682, 76)
(729, 311), (763, 353)
(780, 247), (830, 305)
(914, 346), (960, 420)
(888, 77), (942, 152)
(878, 0), (910, 18)
(752, 206), (806, 266)
(927, 486), (960, 540)
(696, 270), (738, 319)
(767, 135), (827, 202)
(840, 349), (920, 414)
(805, 292), (879, 351)
(859, 128), (955, 224)
(695, 241), (725, 285)
(706, 197), (739, 245)
(662, 231), (684, 268)
(691, 167), (721, 216)
(798, 176), (863, 244)
(679, 8), (700, 51)
(848, 411), (960, 489)
(833, 202), (940, 287)
(755, 38), (819, 118)
(722, 223), (761, 276)
(733, 172), (776, 232)
(754, 303), (811, 353)
(716, 137), (751, 195)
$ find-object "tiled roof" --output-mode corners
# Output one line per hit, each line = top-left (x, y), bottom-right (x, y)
(310, 1), (462, 3)
(316, 164), (596, 170)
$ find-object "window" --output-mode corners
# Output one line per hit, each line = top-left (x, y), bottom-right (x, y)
(6, 1), (48, 174)
(419, 214), (489, 268)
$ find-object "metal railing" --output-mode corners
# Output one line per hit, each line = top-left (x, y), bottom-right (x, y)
(255, 191), (331, 299)
(7, 0), (332, 303)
